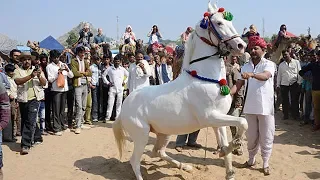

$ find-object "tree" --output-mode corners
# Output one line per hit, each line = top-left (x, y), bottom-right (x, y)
(271, 34), (278, 43)
(263, 36), (271, 43)
(66, 32), (78, 48)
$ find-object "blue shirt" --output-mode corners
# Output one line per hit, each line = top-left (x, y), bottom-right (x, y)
(94, 34), (106, 44)
(89, 64), (101, 86)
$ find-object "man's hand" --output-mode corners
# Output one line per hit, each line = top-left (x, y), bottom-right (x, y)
(9, 95), (14, 100)
(138, 63), (145, 69)
(31, 70), (38, 78)
(241, 72), (254, 79)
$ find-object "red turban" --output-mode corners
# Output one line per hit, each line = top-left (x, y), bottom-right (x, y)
(248, 36), (267, 49)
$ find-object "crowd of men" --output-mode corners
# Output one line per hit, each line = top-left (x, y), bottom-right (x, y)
(0, 22), (319, 178)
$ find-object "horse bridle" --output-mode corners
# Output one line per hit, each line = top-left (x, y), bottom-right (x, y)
(190, 14), (240, 65)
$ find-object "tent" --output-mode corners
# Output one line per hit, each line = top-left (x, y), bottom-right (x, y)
(16, 45), (30, 52)
(39, 35), (65, 51)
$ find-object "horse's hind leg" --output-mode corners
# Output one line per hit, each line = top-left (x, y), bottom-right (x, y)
(126, 121), (150, 180)
(152, 133), (192, 172)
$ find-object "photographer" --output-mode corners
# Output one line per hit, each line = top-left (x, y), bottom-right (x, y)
(14, 52), (47, 155)
(78, 23), (93, 48)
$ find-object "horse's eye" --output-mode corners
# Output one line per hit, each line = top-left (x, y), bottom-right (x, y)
(217, 22), (223, 26)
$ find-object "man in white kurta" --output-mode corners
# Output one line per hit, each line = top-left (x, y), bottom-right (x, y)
(103, 58), (129, 121)
(127, 52), (151, 93)
(231, 36), (275, 176)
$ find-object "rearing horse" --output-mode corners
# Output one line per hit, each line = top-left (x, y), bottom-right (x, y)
(113, 2), (247, 180)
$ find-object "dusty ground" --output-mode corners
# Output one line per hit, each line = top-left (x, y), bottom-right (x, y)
(3, 112), (320, 180)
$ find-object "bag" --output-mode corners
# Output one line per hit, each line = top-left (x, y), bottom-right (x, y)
(57, 72), (65, 88)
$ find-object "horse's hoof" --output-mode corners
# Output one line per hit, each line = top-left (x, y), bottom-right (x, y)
(181, 164), (193, 172)
(226, 170), (235, 180)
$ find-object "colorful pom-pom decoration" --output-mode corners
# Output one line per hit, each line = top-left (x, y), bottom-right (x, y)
(223, 11), (233, 21)
(220, 85), (230, 96)
(190, 70), (198, 77)
(219, 79), (227, 86)
(218, 8), (225, 13)
(204, 12), (210, 17)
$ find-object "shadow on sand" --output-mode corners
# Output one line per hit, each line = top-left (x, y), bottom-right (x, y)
(74, 156), (186, 180)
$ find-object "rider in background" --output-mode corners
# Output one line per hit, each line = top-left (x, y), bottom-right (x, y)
(147, 25), (162, 45)
(121, 25), (136, 45)
(242, 25), (260, 45)
(181, 27), (193, 44)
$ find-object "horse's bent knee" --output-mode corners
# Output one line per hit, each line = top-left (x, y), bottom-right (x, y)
(239, 118), (248, 130)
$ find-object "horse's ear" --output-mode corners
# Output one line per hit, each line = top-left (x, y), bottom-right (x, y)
(208, 1), (216, 13)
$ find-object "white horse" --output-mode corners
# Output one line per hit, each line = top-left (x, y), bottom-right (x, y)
(113, 2), (247, 180)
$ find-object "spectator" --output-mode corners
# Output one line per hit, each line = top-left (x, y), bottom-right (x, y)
(59, 53), (75, 129)
(31, 52), (46, 135)
(8, 49), (21, 68)
(78, 23), (93, 48)
(277, 50), (302, 120)
(100, 54), (112, 120)
(4, 64), (18, 142)
(94, 28), (107, 45)
(242, 25), (260, 39)
(122, 25), (136, 45)
(148, 25), (162, 45)
(230, 36), (275, 175)
(46, 50), (74, 136)
(84, 53), (92, 125)
(71, 46), (92, 134)
(89, 55), (101, 122)
(0, 79), (10, 179)
(226, 56), (243, 147)
(14, 52), (47, 155)
(299, 50), (320, 131)
(103, 56), (129, 122)
(274, 24), (290, 49)
(41, 54), (53, 133)
(181, 27), (193, 44)
(154, 54), (171, 85)
(128, 52), (151, 94)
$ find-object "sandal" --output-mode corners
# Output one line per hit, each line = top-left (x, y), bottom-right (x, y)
(263, 167), (270, 176)
(240, 161), (255, 168)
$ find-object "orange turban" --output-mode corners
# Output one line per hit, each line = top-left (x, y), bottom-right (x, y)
(248, 36), (267, 49)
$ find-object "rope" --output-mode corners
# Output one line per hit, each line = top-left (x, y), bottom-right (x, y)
(204, 127), (209, 160)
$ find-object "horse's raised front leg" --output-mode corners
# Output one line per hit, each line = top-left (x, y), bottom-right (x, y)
(204, 111), (248, 156)
(213, 127), (235, 180)
(152, 133), (192, 172)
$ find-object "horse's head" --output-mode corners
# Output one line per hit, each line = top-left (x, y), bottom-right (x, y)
(195, 2), (246, 56)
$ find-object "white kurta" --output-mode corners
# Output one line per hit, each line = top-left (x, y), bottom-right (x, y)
(128, 60), (151, 93)
(240, 58), (276, 115)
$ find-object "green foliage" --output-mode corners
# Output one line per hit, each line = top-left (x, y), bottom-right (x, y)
(271, 34), (278, 43)
(263, 36), (271, 43)
(66, 31), (78, 48)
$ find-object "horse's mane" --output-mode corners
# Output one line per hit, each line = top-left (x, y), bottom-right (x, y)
(181, 32), (196, 70)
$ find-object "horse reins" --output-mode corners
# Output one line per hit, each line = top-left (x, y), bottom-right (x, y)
(189, 14), (240, 65)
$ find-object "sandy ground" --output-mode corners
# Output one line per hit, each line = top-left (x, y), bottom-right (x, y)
(3, 111), (320, 180)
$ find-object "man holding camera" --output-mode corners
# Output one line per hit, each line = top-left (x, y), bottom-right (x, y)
(14, 52), (47, 155)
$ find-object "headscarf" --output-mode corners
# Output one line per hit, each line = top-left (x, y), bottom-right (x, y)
(248, 36), (267, 49)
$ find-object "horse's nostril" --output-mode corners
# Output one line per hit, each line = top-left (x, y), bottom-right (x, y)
(238, 43), (244, 50)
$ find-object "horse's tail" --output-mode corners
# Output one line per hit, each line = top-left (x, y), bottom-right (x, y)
(113, 118), (125, 159)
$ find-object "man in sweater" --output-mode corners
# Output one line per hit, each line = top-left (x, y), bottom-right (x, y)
(299, 50), (320, 131)
(71, 46), (92, 134)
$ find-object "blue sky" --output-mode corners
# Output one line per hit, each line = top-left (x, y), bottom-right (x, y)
(0, 0), (318, 44)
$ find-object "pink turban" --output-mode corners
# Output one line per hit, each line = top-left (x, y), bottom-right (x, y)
(248, 36), (267, 49)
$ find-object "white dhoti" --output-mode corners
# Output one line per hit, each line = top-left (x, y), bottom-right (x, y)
(245, 114), (275, 167)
